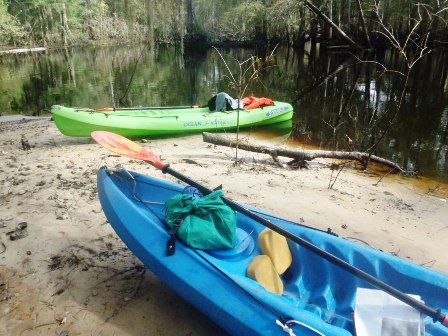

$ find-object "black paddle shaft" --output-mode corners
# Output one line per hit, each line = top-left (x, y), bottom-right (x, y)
(162, 165), (447, 327)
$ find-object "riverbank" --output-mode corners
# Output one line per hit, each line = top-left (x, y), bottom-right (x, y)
(1, 117), (447, 335)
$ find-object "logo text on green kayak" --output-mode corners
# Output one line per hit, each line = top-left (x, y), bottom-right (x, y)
(183, 120), (234, 127)
(266, 106), (289, 117)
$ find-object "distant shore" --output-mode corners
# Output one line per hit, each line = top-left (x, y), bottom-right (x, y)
(0, 115), (51, 122)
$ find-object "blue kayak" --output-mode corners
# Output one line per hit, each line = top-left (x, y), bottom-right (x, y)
(97, 166), (448, 336)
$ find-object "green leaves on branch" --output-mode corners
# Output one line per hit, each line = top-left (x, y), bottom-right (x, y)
(0, 0), (26, 45)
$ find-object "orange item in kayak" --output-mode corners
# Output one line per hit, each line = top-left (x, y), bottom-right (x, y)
(242, 96), (274, 110)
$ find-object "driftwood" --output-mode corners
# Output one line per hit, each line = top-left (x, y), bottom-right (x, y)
(0, 47), (46, 55)
(202, 132), (405, 173)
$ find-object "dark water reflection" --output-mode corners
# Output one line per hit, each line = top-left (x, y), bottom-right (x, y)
(0, 45), (447, 182)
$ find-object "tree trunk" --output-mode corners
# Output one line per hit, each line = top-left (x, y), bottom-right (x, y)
(185, 0), (196, 37)
(60, 2), (70, 48)
(326, 0), (333, 40)
(355, 0), (372, 48)
(303, 0), (362, 50)
(146, 0), (155, 50)
(342, 0), (351, 32)
(202, 132), (406, 173)
(39, 8), (47, 47)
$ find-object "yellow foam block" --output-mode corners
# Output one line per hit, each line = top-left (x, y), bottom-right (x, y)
(258, 228), (292, 275)
(247, 255), (284, 295)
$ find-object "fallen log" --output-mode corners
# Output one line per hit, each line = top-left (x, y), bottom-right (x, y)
(202, 132), (406, 173)
(0, 47), (46, 55)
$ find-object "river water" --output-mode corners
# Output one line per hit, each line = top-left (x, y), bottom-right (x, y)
(0, 45), (447, 183)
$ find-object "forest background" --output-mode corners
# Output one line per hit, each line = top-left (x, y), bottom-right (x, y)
(1, 0), (448, 183)
(1, 0), (447, 51)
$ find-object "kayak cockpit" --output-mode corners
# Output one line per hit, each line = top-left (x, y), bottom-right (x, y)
(98, 166), (448, 336)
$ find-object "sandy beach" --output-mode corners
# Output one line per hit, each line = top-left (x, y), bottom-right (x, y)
(1, 116), (447, 336)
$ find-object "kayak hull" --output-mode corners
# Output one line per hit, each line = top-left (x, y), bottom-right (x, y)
(97, 167), (448, 336)
(51, 102), (293, 137)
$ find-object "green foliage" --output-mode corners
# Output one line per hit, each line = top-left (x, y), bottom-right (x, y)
(223, 1), (267, 40)
(267, 0), (306, 42)
(0, 0), (447, 49)
(0, 0), (26, 45)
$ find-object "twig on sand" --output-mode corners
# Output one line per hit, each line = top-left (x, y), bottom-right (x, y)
(421, 260), (436, 268)
(19, 322), (58, 336)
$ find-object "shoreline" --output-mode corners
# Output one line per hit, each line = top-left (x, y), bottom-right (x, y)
(1, 118), (447, 335)
(0, 115), (51, 122)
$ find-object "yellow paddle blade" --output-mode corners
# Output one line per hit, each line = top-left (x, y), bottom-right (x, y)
(247, 255), (284, 295)
(91, 131), (165, 170)
(259, 228), (292, 275)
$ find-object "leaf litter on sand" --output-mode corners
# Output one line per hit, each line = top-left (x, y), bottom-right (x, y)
(5, 222), (28, 241)
(46, 239), (149, 323)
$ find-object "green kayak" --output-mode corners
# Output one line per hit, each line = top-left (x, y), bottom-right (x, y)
(50, 102), (293, 137)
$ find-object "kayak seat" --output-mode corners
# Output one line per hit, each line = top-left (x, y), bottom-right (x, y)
(246, 229), (293, 295)
(258, 228), (292, 275)
(247, 255), (284, 295)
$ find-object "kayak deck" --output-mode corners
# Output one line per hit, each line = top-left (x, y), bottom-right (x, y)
(97, 166), (448, 335)
(51, 102), (293, 137)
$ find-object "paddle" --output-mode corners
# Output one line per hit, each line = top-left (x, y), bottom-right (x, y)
(91, 130), (448, 328)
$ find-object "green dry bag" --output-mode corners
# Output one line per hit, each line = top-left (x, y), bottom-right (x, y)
(164, 189), (236, 251)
